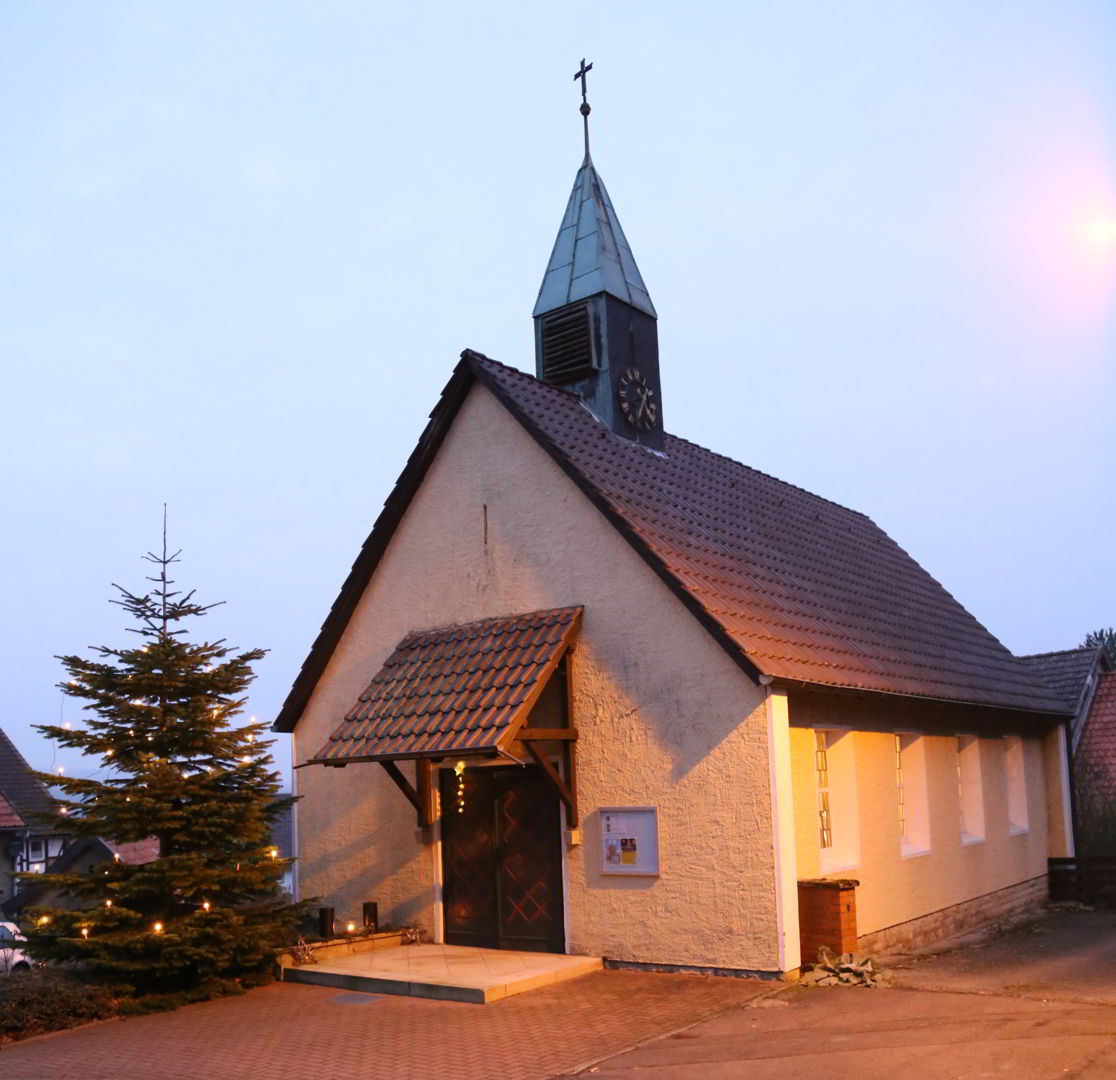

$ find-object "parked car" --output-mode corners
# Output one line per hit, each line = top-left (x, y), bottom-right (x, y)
(0, 921), (30, 973)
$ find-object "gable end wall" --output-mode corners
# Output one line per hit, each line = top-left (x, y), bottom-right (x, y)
(292, 383), (778, 971)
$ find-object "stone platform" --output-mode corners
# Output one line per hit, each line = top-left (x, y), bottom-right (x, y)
(280, 942), (602, 1004)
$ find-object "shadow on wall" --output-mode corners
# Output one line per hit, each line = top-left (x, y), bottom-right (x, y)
(305, 767), (433, 930)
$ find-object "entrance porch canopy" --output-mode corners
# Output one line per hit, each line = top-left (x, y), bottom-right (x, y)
(306, 607), (582, 825)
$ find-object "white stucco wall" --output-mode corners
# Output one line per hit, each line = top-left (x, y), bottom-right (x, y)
(291, 383), (778, 971)
(790, 706), (1060, 936)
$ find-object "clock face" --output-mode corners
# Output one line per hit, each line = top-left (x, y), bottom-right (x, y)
(617, 367), (657, 432)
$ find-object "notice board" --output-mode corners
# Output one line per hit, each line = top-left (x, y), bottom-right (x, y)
(600, 806), (660, 876)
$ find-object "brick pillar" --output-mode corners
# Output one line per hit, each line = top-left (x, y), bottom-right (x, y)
(797, 879), (858, 964)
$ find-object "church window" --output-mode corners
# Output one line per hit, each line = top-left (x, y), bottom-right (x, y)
(957, 735), (985, 843)
(814, 729), (859, 873)
(1004, 736), (1029, 835)
(895, 734), (930, 857)
(815, 731), (831, 850)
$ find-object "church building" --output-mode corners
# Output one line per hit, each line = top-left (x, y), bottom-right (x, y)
(275, 77), (1076, 977)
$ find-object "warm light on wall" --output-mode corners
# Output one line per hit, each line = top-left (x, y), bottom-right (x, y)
(152, 922), (164, 934)
(345, 921), (356, 934)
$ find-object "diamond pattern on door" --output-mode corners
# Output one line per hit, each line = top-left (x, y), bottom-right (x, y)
(440, 765), (564, 953)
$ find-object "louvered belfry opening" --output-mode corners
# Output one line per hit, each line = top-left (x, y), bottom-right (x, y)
(540, 301), (595, 384)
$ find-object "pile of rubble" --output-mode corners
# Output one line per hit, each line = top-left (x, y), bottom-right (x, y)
(800, 946), (891, 988)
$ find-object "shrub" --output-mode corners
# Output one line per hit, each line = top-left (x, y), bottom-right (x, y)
(0, 969), (118, 1042)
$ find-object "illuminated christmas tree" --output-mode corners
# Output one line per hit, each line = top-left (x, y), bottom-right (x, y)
(26, 527), (299, 996)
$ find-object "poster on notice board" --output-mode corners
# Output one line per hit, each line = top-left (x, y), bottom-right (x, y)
(600, 807), (660, 876)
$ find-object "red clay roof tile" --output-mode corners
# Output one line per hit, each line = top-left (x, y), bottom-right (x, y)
(1077, 672), (1116, 798)
(469, 353), (1067, 715)
(0, 790), (23, 829)
(310, 607), (581, 763)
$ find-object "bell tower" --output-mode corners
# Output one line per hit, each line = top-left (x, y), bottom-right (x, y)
(532, 60), (663, 450)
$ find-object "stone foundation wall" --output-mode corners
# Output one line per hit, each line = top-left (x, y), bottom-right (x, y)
(857, 874), (1048, 958)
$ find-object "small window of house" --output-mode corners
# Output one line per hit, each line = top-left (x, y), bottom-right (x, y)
(957, 735), (985, 844)
(896, 734), (930, 857)
(815, 729), (859, 873)
(1004, 735), (1029, 835)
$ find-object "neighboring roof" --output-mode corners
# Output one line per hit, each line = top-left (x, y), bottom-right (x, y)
(533, 159), (657, 319)
(0, 727), (53, 826)
(1, 836), (160, 918)
(0, 791), (23, 829)
(1020, 647), (1104, 715)
(0, 837), (112, 917)
(106, 838), (160, 865)
(310, 607), (582, 764)
(274, 353), (1068, 734)
(1076, 672), (1116, 795)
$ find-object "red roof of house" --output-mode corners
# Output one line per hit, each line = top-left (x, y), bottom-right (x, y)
(0, 791), (24, 829)
(107, 838), (160, 865)
(310, 607), (581, 763)
(1077, 672), (1116, 796)
(274, 353), (1068, 734)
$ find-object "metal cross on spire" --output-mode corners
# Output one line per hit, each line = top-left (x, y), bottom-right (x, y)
(574, 58), (593, 162)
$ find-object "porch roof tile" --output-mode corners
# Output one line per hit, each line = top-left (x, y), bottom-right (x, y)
(310, 607), (582, 764)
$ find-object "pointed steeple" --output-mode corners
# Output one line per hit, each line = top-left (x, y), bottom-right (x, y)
(532, 61), (664, 449)
(532, 161), (657, 320)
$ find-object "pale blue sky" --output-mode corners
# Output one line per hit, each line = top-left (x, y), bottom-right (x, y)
(2, 2), (1113, 782)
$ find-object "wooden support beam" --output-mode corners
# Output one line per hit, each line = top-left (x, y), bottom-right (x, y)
(561, 738), (578, 829)
(380, 761), (421, 818)
(563, 648), (579, 827)
(525, 741), (577, 827)
(416, 758), (436, 827)
(518, 728), (578, 741)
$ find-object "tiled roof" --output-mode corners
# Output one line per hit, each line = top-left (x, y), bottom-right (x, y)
(107, 838), (160, 865)
(469, 354), (1068, 715)
(1076, 672), (1116, 797)
(0, 727), (53, 824)
(0, 791), (23, 829)
(1019, 648), (1102, 714)
(273, 354), (1069, 735)
(311, 608), (582, 763)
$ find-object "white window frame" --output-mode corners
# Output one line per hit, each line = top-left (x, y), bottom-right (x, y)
(1003, 735), (1029, 835)
(957, 735), (985, 844)
(815, 728), (860, 874)
(896, 733), (931, 858)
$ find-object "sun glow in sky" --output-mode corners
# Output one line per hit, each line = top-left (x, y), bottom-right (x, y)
(1084, 217), (1116, 250)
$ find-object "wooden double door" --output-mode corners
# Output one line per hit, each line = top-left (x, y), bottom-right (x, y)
(440, 765), (565, 953)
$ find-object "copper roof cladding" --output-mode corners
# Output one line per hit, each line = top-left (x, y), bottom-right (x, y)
(310, 607), (582, 764)
(1020, 647), (1106, 715)
(273, 352), (1069, 734)
(1077, 672), (1116, 796)
(0, 791), (23, 829)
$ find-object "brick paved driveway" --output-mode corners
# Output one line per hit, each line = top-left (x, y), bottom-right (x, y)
(0, 970), (774, 1080)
